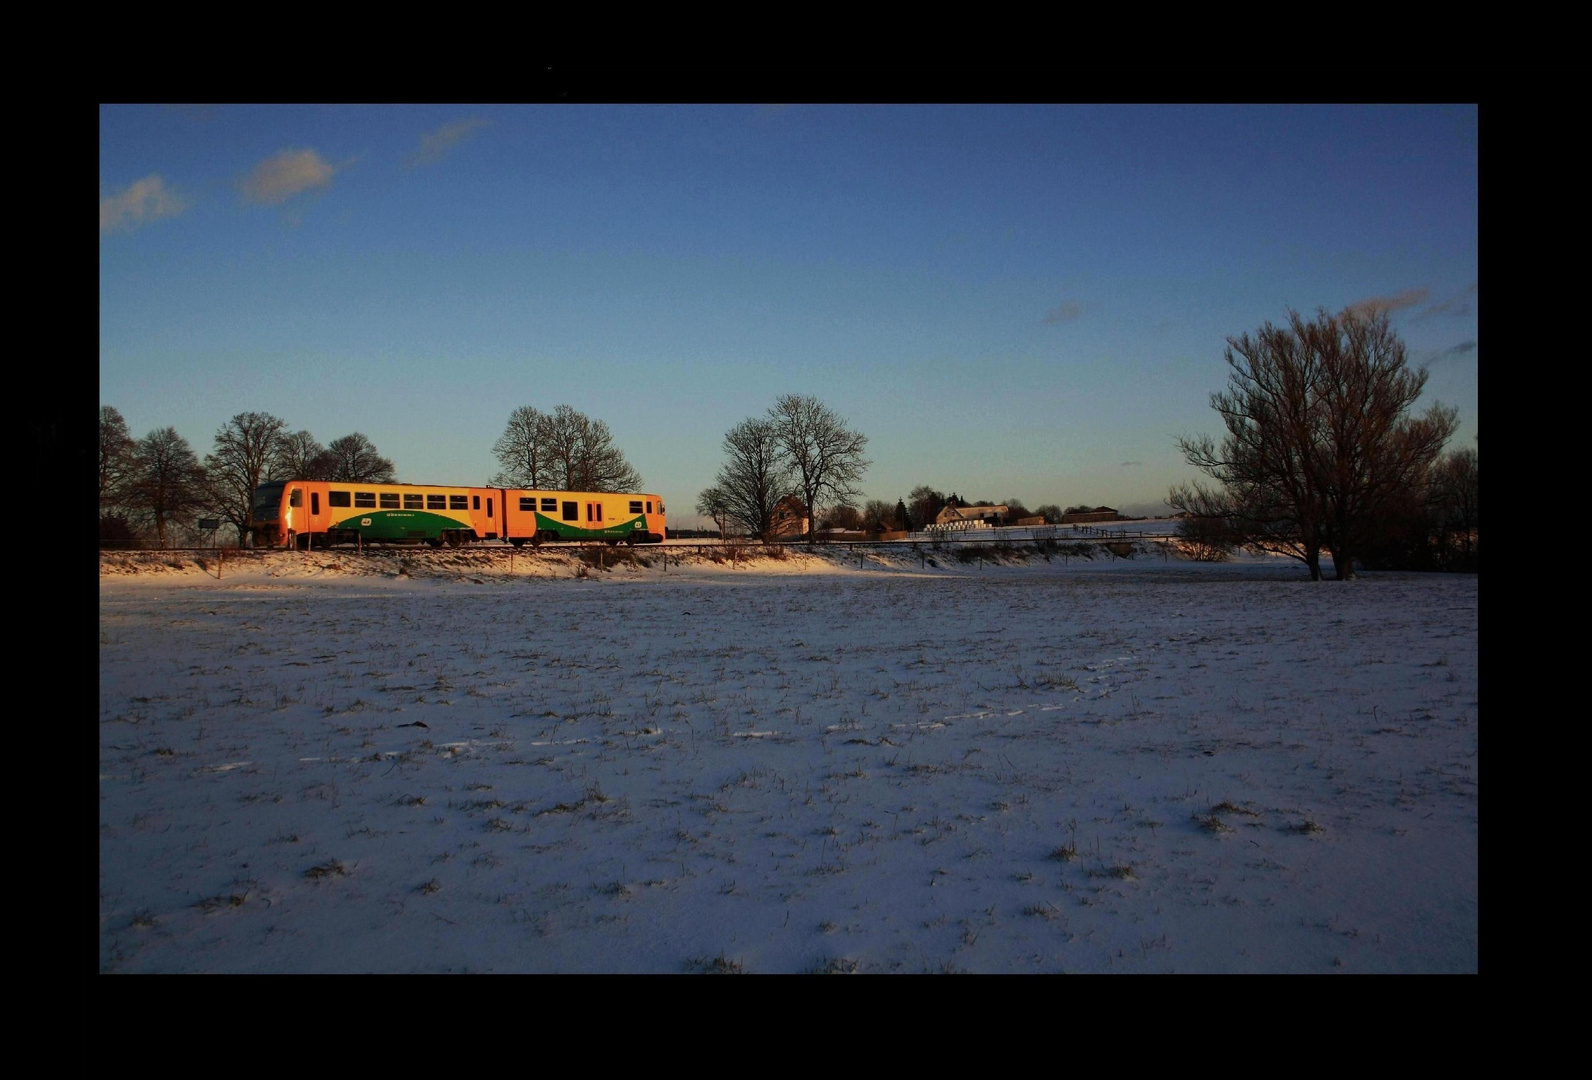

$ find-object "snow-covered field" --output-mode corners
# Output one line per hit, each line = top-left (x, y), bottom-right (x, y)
(99, 543), (1477, 972)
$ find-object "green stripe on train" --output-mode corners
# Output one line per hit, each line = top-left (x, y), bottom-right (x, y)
(531, 513), (649, 540)
(326, 510), (650, 541)
(329, 510), (466, 539)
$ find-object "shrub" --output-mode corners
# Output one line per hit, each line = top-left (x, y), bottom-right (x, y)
(1175, 516), (1236, 562)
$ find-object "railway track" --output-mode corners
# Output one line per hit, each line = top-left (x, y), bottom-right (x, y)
(101, 532), (1171, 558)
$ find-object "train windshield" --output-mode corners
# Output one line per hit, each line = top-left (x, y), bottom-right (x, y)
(253, 481), (287, 522)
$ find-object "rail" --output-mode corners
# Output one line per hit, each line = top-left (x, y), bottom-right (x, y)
(99, 531), (1173, 555)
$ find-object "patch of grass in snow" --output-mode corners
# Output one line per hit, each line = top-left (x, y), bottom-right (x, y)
(1049, 821), (1081, 861)
(686, 952), (744, 974)
(1089, 862), (1136, 880)
(194, 891), (249, 911)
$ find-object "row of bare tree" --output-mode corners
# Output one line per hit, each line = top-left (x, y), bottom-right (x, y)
(696, 395), (871, 543)
(99, 410), (395, 547)
(488, 404), (642, 493)
(100, 403), (647, 548)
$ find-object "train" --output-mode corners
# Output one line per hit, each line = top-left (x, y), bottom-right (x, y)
(250, 479), (666, 549)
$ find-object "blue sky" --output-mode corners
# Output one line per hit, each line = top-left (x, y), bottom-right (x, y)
(99, 104), (1478, 523)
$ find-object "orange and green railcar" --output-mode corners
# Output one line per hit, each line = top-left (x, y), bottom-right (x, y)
(499, 490), (665, 547)
(251, 480), (665, 549)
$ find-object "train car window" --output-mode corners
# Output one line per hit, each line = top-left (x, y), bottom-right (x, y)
(329, 491), (351, 507)
(646, 501), (652, 514)
(519, 497), (536, 512)
(542, 498), (557, 512)
(290, 489), (302, 507)
(311, 492), (320, 514)
(354, 492), (376, 508)
(472, 495), (480, 510)
(629, 501), (643, 514)
(404, 494), (423, 509)
(427, 495), (446, 510)
(487, 498), (493, 518)
(449, 495), (469, 510)
(380, 493), (400, 509)
(562, 501), (578, 521)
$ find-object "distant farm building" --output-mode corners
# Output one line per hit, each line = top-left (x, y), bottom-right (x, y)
(771, 496), (810, 540)
(1060, 506), (1120, 524)
(934, 499), (1009, 530)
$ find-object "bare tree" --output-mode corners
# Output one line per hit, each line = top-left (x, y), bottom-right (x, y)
(908, 485), (946, 531)
(323, 433), (397, 483)
(707, 416), (794, 541)
(1003, 497), (1033, 521)
(100, 406), (138, 543)
(127, 427), (205, 547)
(541, 405), (643, 492)
(1312, 313), (1457, 578)
(99, 406), (136, 510)
(1172, 307), (1456, 580)
(1034, 503), (1063, 525)
(272, 430), (331, 480)
(202, 412), (288, 546)
(695, 485), (733, 539)
(490, 406), (554, 488)
(1432, 446), (1478, 565)
(821, 505), (864, 532)
(861, 499), (897, 533)
(768, 394), (870, 543)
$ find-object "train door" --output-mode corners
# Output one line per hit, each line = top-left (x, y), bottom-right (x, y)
(307, 486), (326, 546)
(284, 485), (303, 546)
(469, 491), (496, 540)
(586, 501), (604, 535)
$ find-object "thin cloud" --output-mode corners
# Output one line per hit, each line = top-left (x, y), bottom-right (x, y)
(1442, 340), (1477, 357)
(1119, 460), (1143, 467)
(1345, 287), (1429, 319)
(1043, 301), (1084, 325)
(408, 118), (490, 167)
(100, 174), (189, 233)
(240, 148), (337, 205)
(1416, 282), (1478, 321)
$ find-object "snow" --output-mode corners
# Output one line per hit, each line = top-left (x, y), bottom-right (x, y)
(99, 541), (1477, 972)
